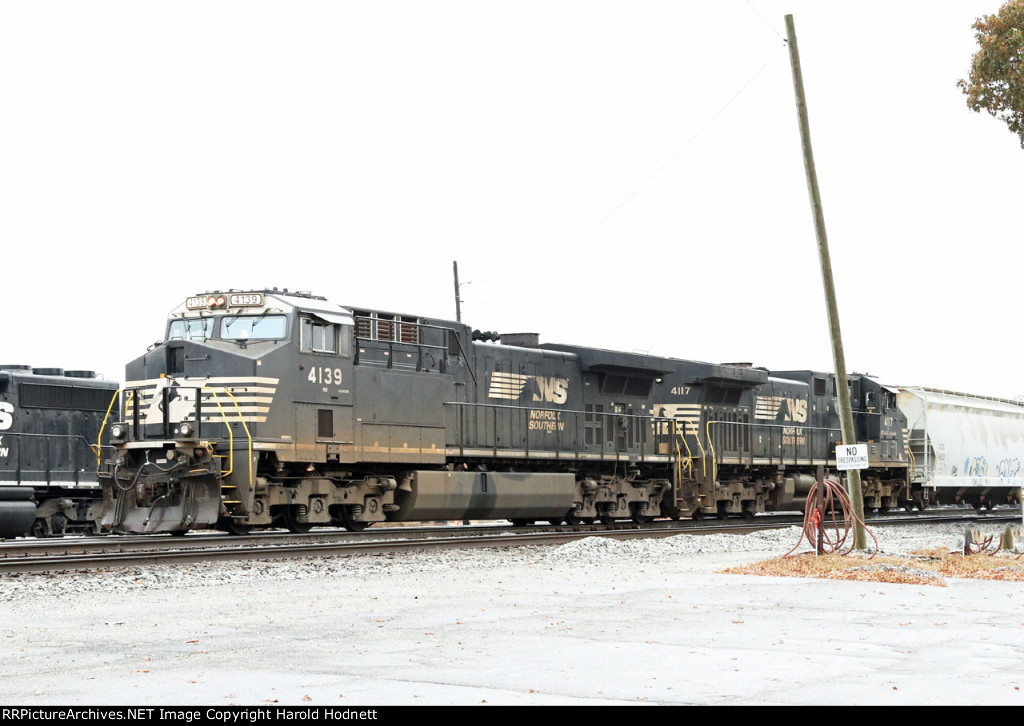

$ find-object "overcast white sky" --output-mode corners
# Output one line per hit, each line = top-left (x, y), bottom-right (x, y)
(2, 1), (1021, 398)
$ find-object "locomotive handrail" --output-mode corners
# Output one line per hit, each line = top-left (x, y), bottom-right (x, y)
(205, 386), (254, 490)
(443, 400), (677, 462)
(4, 432), (109, 487)
(198, 386), (238, 479)
(97, 389), (135, 466)
(670, 420), (693, 482)
(97, 385), (252, 489)
(353, 317), (477, 384)
(705, 419), (842, 483)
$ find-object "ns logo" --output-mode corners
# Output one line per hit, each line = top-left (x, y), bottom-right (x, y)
(0, 402), (12, 431)
(488, 372), (569, 404)
(756, 395), (808, 423)
(532, 377), (569, 405)
(784, 398), (808, 423)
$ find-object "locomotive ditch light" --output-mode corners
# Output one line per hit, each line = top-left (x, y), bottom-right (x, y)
(176, 422), (195, 438)
(110, 423), (128, 442)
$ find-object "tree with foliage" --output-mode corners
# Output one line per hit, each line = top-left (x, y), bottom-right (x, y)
(958, 0), (1024, 147)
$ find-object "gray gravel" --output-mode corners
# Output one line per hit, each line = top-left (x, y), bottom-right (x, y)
(0, 521), (979, 601)
(2, 520), (1022, 706)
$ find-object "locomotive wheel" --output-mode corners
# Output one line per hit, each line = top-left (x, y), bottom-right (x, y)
(222, 520), (253, 536)
(562, 510), (582, 526)
(339, 506), (372, 532)
(30, 519), (51, 538)
(279, 508), (312, 534)
(629, 503), (651, 525)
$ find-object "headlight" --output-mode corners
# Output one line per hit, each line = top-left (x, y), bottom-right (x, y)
(176, 422), (194, 438)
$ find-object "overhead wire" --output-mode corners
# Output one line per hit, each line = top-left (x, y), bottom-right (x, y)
(570, 40), (788, 248)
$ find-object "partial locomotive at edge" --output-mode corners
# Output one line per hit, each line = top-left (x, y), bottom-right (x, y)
(92, 289), (1023, 536)
(0, 366), (118, 537)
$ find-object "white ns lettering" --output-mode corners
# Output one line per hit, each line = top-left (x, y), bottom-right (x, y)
(532, 377), (568, 405)
(0, 402), (12, 431)
(786, 398), (808, 423)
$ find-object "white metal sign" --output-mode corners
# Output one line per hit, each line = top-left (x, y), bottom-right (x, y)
(836, 443), (869, 470)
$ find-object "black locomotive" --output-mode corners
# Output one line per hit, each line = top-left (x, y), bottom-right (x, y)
(98, 289), (910, 534)
(0, 366), (119, 537)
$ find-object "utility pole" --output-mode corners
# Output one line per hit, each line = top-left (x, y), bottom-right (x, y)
(785, 14), (867, 549)
(453, 260), (462, 322)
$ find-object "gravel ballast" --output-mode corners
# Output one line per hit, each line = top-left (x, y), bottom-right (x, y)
(2, 521), (1022, 706)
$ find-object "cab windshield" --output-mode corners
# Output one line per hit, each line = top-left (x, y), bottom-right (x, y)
(221, 314), (287, 340)
(168, 317), (215, 341)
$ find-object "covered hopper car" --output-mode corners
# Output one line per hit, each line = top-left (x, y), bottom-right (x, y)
(898, 387), (1024, 511)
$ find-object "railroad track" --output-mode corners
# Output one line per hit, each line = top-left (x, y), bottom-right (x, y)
(0, 509), (1017, 575)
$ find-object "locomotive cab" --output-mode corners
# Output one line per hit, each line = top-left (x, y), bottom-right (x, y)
(100, 290), (366, 533)
(99, 289), (472, 534)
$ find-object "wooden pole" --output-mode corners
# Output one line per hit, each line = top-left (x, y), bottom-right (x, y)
(785, 14), (867, 549)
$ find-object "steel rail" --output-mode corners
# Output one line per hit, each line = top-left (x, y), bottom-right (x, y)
(0, 510), (1017, 575)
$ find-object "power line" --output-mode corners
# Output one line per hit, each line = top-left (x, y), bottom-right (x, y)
(571, 42), (787, 248)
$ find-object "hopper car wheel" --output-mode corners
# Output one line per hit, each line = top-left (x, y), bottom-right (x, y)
(168, 529), (188, 537)
(510, 518), (534, 527)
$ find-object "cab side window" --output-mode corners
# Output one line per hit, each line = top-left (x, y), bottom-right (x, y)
(301, 318), (338, 354)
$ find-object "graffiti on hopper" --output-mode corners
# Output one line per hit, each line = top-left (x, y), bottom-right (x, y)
(964, 457), (989, 477)
(996, 457), (1022, 479)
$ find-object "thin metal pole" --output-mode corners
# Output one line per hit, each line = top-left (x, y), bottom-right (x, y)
(453, 261), (462, 322)
(785, 14), (866, 549)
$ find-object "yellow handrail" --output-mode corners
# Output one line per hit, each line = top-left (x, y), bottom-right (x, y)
(199, 387), (236, 477)
(93, 385), (252, 492)
(671, 419), (695, 479)
(95, 389), (135, 466)
(207, 386), (254, 490)
(688, 420), (707, 478)
(705, 420), (718, 483)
